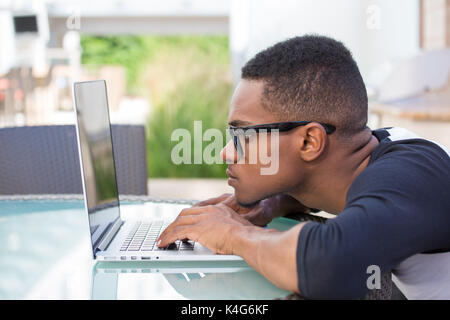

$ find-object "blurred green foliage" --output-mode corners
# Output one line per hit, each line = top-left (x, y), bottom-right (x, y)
(81, 35), (232, 178)
(80, 35), (150, 94)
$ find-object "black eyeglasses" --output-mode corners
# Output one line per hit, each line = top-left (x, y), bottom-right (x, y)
(228, 121), (336, 157)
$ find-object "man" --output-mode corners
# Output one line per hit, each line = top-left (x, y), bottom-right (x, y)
(157, 35), (450, 299)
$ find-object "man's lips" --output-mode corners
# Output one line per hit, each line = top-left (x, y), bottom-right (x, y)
(226, 168), (237, 180)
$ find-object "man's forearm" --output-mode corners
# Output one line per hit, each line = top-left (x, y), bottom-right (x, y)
(231, 222), (307, 294)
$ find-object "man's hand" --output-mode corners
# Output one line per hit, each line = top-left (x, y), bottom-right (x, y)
(157, 195), (307, 294)
(157, 203), (253, 255)
(193, 193), (257, 216)
(193, 193), (311, 227)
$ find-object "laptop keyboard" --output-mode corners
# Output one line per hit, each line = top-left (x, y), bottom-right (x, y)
(120, 221), (195, 252)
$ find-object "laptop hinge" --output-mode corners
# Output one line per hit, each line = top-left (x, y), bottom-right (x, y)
(97, 218), (123, 252)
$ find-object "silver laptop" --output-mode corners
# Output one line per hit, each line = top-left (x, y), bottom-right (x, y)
(72, 80), (242, 262)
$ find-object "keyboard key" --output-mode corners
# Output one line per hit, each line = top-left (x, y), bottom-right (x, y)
(179, 241), (195, 250)
(167, 242), (179, 250)
(121, 220), (185, 252)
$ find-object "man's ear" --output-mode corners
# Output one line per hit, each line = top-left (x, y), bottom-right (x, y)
(297, 123), (328, 162)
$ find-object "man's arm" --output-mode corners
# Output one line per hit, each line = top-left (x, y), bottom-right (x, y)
(156, 203), (307, 294)
(193, 193), (312, 227)
(231, 222), (308, 294)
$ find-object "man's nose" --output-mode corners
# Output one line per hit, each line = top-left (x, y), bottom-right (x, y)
(221, 139), (238, 164)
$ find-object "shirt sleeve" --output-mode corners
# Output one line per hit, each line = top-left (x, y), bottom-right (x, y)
(296, 141), (450, 299)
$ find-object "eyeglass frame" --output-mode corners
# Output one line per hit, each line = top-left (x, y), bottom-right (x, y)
(228, 121), (336, 157)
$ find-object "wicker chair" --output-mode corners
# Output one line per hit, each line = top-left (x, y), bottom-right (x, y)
(0, 125), (148, 196)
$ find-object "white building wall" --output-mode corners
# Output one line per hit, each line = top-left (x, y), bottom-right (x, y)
(0, 11), (15, 75)
(230, 0), (421, 86)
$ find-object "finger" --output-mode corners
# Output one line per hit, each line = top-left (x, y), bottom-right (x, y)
(193, 193), (232, 207)
(164, 205), (219, 241)
(158, 214), (206, 243)
(240, 211), (268, 227)
(240, 210), (257, 220)
(222, 196), (257, 214)
(178, 205), (216, 217)
(222, 195), (239, 209)
(158, 225), (198, 247)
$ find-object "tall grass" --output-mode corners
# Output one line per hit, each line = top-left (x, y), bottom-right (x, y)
(80, 35), (150, 95)
(143, 36), (231, 178)
(81, 35), (232, 178)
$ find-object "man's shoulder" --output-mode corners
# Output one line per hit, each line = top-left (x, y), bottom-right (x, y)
(371, 127), (450, 160)
(367, 127), (449, 178)
(348, 127), (450, 201)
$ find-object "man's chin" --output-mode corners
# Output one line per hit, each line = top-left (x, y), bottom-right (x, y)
(236, 199), (261, 208)
(234, 188), (281, 208)
(235, 193), (266, 208)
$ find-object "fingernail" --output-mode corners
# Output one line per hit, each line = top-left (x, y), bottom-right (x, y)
(156, 240), (161, 247)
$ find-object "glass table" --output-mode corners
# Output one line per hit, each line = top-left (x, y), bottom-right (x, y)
(0, 196), (299, 300)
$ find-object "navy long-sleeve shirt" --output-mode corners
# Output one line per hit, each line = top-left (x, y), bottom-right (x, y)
(296, 127), (450, 299)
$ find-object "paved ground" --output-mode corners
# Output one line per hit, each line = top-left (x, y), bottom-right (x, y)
(147, 178), (233, 201)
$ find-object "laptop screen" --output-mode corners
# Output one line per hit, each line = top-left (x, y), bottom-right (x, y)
(73, 80), (120, 252)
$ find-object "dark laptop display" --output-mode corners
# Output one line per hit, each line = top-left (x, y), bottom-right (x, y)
(73, 81), (121, 251)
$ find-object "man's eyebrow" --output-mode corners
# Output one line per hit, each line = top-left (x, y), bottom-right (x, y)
(228, 120), (253, 127)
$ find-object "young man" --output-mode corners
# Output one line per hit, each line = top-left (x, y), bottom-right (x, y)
(157, 35), (450, 299)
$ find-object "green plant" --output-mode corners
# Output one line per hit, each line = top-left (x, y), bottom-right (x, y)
(81, 35), (232, 178)
(144, 36), (231, 178)
(146, 80), (230, 178)
(80, 35), (150, 94)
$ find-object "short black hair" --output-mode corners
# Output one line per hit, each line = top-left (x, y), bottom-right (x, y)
(241, 35), (368, 136)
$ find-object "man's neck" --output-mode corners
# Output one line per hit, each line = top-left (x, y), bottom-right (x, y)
(291, 128), (379, 214)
